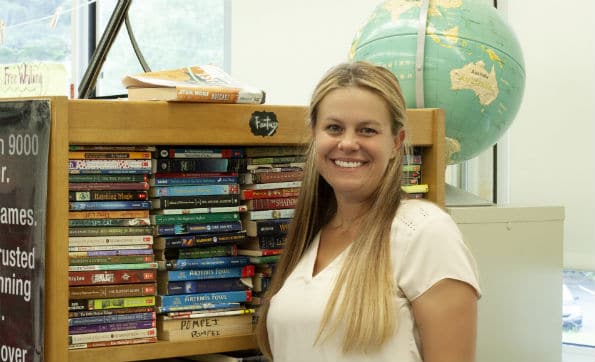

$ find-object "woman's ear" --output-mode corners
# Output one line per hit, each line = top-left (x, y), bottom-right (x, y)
(391, 129), (406, 158)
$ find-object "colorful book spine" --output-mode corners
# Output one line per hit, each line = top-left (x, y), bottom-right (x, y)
(159, 265), (255, 282)
(69, 312), (156, 327)
(69, 296), (156, 311)
(68, 245), (153, 252)
(240, 187), (300, 200)
(245, 197), (298, 211)
(401, 184), (429, 194)
(68, 235), (153, 247)
(69, 190), (148, 202)
(246, 235), (286, 250)
(244, 146), (305, 158)
(240, 170), (304, 184)
(69, 248), (155, 258)
(157, 290), (252, 309)
(152, 195), (240, 209)
(150, 175), (238, 186)
(154, 232), (246, 249)
(241, 181), (302, 191)
(69, 182), (150, 191)
(69, 320), (156, 335)
(69, 306), (155, 319)
(150, 212), (239, 225)
(68, 209), (149, 220)
(162, 256), (250, 271)
(161, 278), (251, 295)
(237, 248), (283, 257)
(69, 200), (151, 211)
(153, 205), (247, 215)
(68, 151), (152, 159)
(68, 262), (158, 272)
(243, 208), (295, 221)
(69, 226), (153, 237)
(69, 174), (149, 183)
(150, 184), (239, 197)
(69, 283), (157, 300)
(154, 221), (242, 236)
(152, 158), (246, 173)
(69, 159), (151, 171)
(156, 302), (242, 315)
(156, 147), (245, 159)
(69, 218), (150, 227)
(246, 155), (306, 165)
(162, 244), (238, 260)
(68, 269), (157, 286)
(68, 327), (157, 344)
(69, 254), (154, 266)
(68, 336), (157, 350)
(245, 218), (292, 237)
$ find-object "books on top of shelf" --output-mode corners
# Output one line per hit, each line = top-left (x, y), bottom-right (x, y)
(122, 65), (265, 104)
(155, 147), (245, 159)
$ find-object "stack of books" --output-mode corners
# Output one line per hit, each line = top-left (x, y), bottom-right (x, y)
(401, 147), (428, 198)
(67, 146), (158, 349)
(150, 146), (255, 341)
(238, 146), (305, 305)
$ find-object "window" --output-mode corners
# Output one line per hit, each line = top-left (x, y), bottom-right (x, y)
(563, 270), (595, 348)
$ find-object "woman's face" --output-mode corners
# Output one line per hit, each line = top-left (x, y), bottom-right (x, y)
(313, 86), (403, 203)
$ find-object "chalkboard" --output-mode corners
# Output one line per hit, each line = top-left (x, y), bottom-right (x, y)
(0, 100), (51, 362)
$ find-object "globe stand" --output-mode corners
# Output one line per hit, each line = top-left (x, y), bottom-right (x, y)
(445, 183), (493, 207)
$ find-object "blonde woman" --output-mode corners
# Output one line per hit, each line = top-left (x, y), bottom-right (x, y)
(256, 61), (481, 362)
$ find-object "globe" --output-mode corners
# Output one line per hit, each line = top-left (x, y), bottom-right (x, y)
(350, 0), (525, 164)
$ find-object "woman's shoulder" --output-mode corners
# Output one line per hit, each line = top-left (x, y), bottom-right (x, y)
(393, 199), (452, 231)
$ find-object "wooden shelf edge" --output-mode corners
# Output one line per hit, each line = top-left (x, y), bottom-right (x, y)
(68, 334), (258, 362)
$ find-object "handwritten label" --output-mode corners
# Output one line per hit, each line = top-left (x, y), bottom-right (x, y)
(249, 111), (279, 137)
(0, 62), (68, 98)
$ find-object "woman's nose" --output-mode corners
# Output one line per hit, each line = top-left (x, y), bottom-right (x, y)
(337, 131), (359, 152)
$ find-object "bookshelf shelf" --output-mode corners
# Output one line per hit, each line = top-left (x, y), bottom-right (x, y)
(40, 97), (445, 362)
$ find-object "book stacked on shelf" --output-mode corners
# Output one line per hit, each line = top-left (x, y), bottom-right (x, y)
(238, 146), (305, 307)
(401, 147), (428, 199)
(151, 146), (255, 342)
(67, 145), (158, 349)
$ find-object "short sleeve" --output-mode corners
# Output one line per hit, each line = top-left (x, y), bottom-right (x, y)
(395, 204), (481, 301)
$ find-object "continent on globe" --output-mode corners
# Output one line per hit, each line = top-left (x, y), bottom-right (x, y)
(350, 0), (525, 164)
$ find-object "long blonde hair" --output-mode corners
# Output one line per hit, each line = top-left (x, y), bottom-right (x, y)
(256, 61), (409, 359)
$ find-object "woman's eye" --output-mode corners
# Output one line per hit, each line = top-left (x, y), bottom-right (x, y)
(360, 127), (377, 135)
(326, 124), (342, 133)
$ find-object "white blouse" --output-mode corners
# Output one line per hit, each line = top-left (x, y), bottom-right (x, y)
(267, 199), (481, 362)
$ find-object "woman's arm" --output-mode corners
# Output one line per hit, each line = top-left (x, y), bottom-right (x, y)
(412, 278), (479, 362)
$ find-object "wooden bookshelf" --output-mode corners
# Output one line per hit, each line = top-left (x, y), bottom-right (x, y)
(37, 97), (445, 361)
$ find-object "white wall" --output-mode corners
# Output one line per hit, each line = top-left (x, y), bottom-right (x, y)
(231, 1), (595, 270)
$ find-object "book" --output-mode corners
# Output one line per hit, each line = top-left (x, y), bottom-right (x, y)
(242, 208), (295, 221)
(68, 151), (152, 159)
(248, 255), (281, 265)
(239, 170), (303, 185)
(68, 269), (157, 286)
(152, 158), (246, 173)
(69, 174), (149, 183)
(156, 147), (245, 159)
(68, 209), (150, 220)
(157, 314), (253, 341)
(68, 262), (158, 272)
(244, 218), (292, 237)
(69, 248), (154, 258)
(69, 311), (156, 327)
(401, 184), (429, 194)
(69, 296), (156, 311)
(68, 225), (153, 237)
(69, 282), (157, 300)
(69, 320), (156, 335)
(68, 327), (157, 344)
(242, 235), (286, 250)
(151, 195), (240, 209)
(68, 190), (148, 202)
(69, 159), (152, 172)
(68, 218), (150, 228)
(241, 181), (302, 191)
(156, 290), (252, 310)
(150, 175), (238, 186)
(69, 182), (150, 191)
(68, 336), (157, 350)
(160, 277), (252, 296)
(159, 256), (250, 271)
(122, 65), (265, 104)
(158, 265), (255, 283)
(68, 235), (153, 247)
(153, 232), (245, 250)
(245, 155), (306, 166)
(154, 221), (243, 236)
(69, 306), (155, 319)
(237, 248), (283, 257)
(69, 145), (156, 152)
(158, 244), (237, 261)
(69, 200), (151, 211)
(150, 184), (239, 198)
(150, 212), (239, 226)
(243, 197), (298, 211)
(152, 205), (247, 215)
(240, 187), (300, 200)
(160, 307), (254, 320)
(69, 254), (154, 266)
(244, 145), (306, 158)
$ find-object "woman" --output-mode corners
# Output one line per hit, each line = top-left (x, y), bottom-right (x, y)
(256, 61), (481, 362)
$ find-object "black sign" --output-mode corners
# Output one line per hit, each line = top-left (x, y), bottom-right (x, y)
(0, 100), (51, 362)
(249, 111), (279, 137)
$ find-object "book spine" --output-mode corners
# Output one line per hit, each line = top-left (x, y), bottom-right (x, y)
(162, 265), (255, 282)
(69, 296), (156, 311)
(241, 170), (304, 184)
(242, 181), (302, 191)
(151, 176), (238, 186)
(68, 218), (151, 227)
(69, 159), (152, 170)
(244, 146), (305, 158)
(69, 312), (156, 327)
(69, 306), (155, 319)
(246, 155), (306, 165)
(238, 249), (283, 257)
(401, 184), (429, 194)
(240, 187), (300, 200)
(247, 218), (291, 237)
(162, 278), (250, 295)
(156, 147), (245, 159)
(150, 184), (239, 197)
(69, 182), (150, 191)
(163, 256), (249, 270)
(68, 209), (149, 220)
(68, 327), (157, 344)
(156, 302), (242, 314)
(155, 194), (240, 209)
(68, 151), (152, 159)
(69, 248), (154, 258)
(155, 232), (245, 249)
(155, 205), (246, 215)
(152, 158), (246, 173)
(252, 235), (286, 249)
(68, 336), (157, 349)
(69, 283), (157, 300)
(154, 221), (242, 236)
(157, 290), (251, 308)
(69, 174), (149, 183)
(69, 320), (156, 335)
(69, 254), (154, 266)
(246, 197), (298, 211)
(69, 226), (153, 237)
(69, 145), (155, 152)
(245, 208), (295, 221)
(69, 190), (149, 202)
(68, 269), (157, 286)
(166, 244), (238, 260)
(151, 212), (239, 225)
(69, 262), (158, 272)
(68, 235), (153, 246)
(69, 200), (151, 211)
(68, 245), (153, 252)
